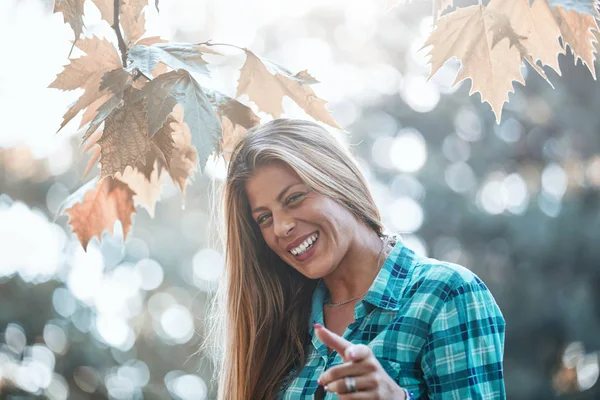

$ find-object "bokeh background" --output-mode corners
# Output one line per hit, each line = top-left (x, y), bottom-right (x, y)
(1, 0), (600, 399)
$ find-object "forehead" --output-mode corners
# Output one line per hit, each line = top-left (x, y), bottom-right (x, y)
(245, 162), (303, 208)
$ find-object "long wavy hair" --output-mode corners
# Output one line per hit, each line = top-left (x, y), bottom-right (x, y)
(201, 119), (389, 399)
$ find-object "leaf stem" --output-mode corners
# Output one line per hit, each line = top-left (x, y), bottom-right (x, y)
(200, 41), (246, 52)
(113, 0), (128, 67)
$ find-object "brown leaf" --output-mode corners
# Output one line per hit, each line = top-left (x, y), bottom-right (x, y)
(97, 90), (175, 180)
(553, 6), (599, 79)
(121, 3), (146, 46)
(64, 177), (136, 250)
(488, 0), (564, 74)
(122, 0), (146, 20)
(135, 36), (168, 46)
(91, 0), (114, 25)
(53, 0), (85, 40)
(237, 50), (340, 129)
(423, 5), (527, 123)
(116, 162), (165, 218)
(220, 116), (249, 162)
(168, 105), (197, 191)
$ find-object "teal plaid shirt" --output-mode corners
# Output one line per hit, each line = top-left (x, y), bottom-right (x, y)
(277, 237), (506, 399)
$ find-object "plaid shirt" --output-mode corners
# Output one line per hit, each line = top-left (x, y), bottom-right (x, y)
(277, 237), (506, 399)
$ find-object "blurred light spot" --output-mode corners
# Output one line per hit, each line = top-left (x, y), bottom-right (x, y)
(401, 235), (428, 257)
(71, 308), (92, 333)
(44, 373), (69, 400)
(454, 107), (482, 142)
(445, 162), (477, 194)
(5, 323), (26, 354)
(46, 181), (70, 215)
(181, 210), (208, 244)
(118, 360), (150, 388)
(577, 354), (599, 391)
(160, 305), (195, 344)
(390, 128), (427, 173)
(503, 173), (529, 214)
(542, 163), (567, 199)
(430, 58), (461, 94)
(495, 118), (523, 143)
(362, 111), (398, 139)
(74, 366), (100, 393)
(47, 140), (73, 176)
(586, 156), (600, 187)
(329, 99), (360, 127)
(400, 75), (440, 113)
(527, 96), (551, 125)
(0, 202), (66, 281)
(433, 236), (462, 264)
(95, 315), (132, 350)
(204, 155), (228, 181)
(538, 192), (562, 217)
(26, 345), (55, 371)
(68, 245), (104, 303)
(73, 366), (100, 393)
(43, 324), (68, 355)
(105, 373), (137, 400)
(388, 197), (424, 233)
(478, 180), (505, 215)
(365, 63), (403, 96)
(148, 292), (177, 318)
(390, 174), (425, 201)
(166, 372), (208, 400)
(371, 136), (395, 169)
(442, 134), (471, 163)
(193, 249), (224, 291)
(125, 237), (150, 260)
(132, 258), (164, 292)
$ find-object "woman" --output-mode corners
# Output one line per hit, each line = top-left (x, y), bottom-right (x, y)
(203, 119), (506, 399)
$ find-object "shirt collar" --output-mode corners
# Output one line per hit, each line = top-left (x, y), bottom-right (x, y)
(309, 235), (415, 330)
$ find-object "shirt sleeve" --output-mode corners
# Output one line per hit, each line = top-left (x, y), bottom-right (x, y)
(420, 277), (506, 399)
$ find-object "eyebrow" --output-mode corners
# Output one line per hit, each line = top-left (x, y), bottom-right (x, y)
(251, 184), (299, 214)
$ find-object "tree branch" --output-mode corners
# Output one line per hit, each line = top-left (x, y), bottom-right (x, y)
(112, 0), (128, 67)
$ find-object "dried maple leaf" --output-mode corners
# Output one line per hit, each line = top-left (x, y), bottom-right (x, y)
(97, 89), (175, 180)
(91, 0), (114, 25)
(488, 0), (564, 74)
(122, 0), (147, 21)
(64, 177), (136, 251)
(423, 5), (527, 123)
(237, 50), (341, 129)
(49, 37), (126, 131)
(220, 116), (250, 162)
(116, 162), (166, 218)
(127, 43), (211, 79)
(168, 105), (198, 191)
(53, 0), (85, 40)
(135, 70), (221, 170)
(552, 5), (599, 78)
(121, 2), (146, 46)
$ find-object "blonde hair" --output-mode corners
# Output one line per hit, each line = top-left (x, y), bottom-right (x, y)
(202, 119), (389, 399)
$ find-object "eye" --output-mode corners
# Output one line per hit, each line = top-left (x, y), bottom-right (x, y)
(286, 192), (305, 205)
(257, 213), (271, 225)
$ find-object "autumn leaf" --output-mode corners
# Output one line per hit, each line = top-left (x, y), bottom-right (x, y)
(53, 0), (85, 40)
(97, 89), (175, 180)
(488, 0), (564, 74)
(91, 0), (114, 25)
(423, 5), (528, 123)
(127, 43), (211, 79)
(206, 89), (260, 130)
(547, 0), (599, 15)
(167, 105), (198, 191)
(135, 69), (221, 170)
(552, 5), (599, 78)
(62, 177), (136, 251)
(122, 0), (147, 21)
(49, 37), (125, 131)
(121, 2), (146, 46)
(117, 162), (166, 218)
(220, 116), (250, 162)
(237, 50), (341, 129)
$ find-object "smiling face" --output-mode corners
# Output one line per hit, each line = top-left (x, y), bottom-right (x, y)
(245, 161), (359, 279)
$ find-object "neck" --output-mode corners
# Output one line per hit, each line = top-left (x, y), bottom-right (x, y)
(322, 227), (386, 305)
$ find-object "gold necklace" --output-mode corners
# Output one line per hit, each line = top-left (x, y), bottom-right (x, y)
(324, 238), (393, 308)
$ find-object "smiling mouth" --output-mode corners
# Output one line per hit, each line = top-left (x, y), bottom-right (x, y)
(289, 232), (319, 256)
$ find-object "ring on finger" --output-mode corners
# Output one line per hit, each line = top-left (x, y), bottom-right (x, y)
(344, 376), (358, 393)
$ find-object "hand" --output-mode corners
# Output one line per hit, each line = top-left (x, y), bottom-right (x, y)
(314, 323), (406, 399)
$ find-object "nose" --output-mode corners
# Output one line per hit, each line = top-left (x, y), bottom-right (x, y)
(273, 214), (296, 238)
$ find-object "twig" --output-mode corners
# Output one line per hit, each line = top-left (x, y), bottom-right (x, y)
(201, 40), (246, 52)
(112, 0), (128, 67)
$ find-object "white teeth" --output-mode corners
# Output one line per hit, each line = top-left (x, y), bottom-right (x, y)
(290, 233), (319, 256)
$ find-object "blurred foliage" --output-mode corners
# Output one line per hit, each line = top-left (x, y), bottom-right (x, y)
(1, 0), (600, 399)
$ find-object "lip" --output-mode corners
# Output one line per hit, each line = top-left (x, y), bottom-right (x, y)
(285, 231), (318, 252)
